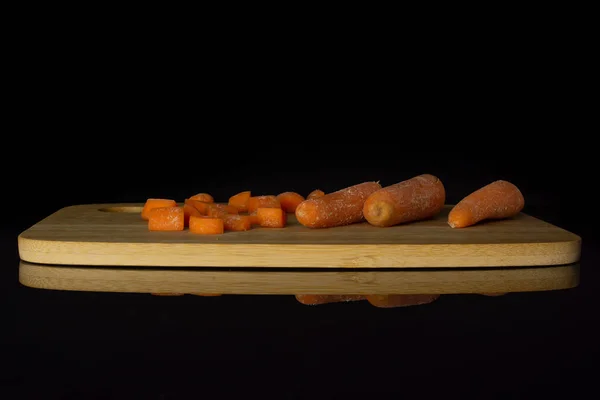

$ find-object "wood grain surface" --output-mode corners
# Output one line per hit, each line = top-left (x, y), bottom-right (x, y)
(19, 261), (580, 295)
(18, 204), (581, 268)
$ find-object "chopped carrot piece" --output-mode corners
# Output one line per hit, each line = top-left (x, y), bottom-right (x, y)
(148, 207), (185, 231)
(295, 295), (366, 305)
(189, 193), (214, 203)
(307, 189), (325, 199)
(189, 215), (224, 235)
(141, 198), (177, 220)
(366, 294), (439, 308)
(363, 174), (446, 227)
(295, 182), (381, 229)
(223, 214), (252, 231)
(183, 203), (203, 226)
(448, 180), (525, 228)
(256, 207), (286, 228)
(247, 195), (281, 213)
(185, 199), (211, 215)
(206, 203), (240, 218)
(276, 191), (305, 213)
(228, 191), (251, 212)
(248, 213), (260, 225)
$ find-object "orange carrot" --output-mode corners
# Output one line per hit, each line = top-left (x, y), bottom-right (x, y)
(276, 191), (305, 213)
(223, 214), (252, 231)
(148, 206), (185, 231)
(307, 189), (325, 199)
(247, 195), (281, 214)
(295, 295), (366, 305)
(295, 181), (382, 228)
(363, 174), (445, 227)
(228, 190), (251, 212)
(141, 198), (177, 220)
(189, 215), (224, 235)
(206, 203), (240, 218)
(448, 180), (525, 228)
(189, 193), (214, 203)
(256, 207), (286, 228)
(186, 199), (211, 215)
(248, 213), (260, 226)
(366, 294), (440, 308)
(183, 203), (203, 226)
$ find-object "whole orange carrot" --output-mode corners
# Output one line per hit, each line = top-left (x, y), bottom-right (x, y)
(295, 181), (382, 228)
(363, 174), (445, 227)
(448, 180), (525, 228)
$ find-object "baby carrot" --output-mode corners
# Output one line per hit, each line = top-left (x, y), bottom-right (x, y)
(295, 181), (382, 229)
(276, 191), (305, 213)
(256, 207), (287, 228)
(448, 180), (525, 228)
(366, 294), (440, 308)
(189, 216), (224, 235)
(148, 206), (185, 231)
(307, 189), (325, 199)
(223, 214), (252, 231)
(247, 195), (281, 214)
(189, 193), (214, 203)
(363, 174), (446, 227)
(295, 295), (366, 305)
(141, 198), (177, 220)
(206, 203), (240, 218)
(228, 190), (251, 212)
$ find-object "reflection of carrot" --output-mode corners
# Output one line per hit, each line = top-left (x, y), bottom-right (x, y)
(228, 190), (251, 212)
(295, 181), (381, 228)
(206, 203), (240, 218)
(148, 207), (185, 231)
(247, 195), (280, 213)
(307, 189), (325, 199)
(141, 199), (177, 220)
(363, 174), (445, 227)
(366, 294), (439, 308)
(295, 295), (366, 305)
(257, 207), (286, 228)
(189, 216), (224, 235)
(189, 193), (214, 203)
(223, 214), (252, 231)
(276, 192), (305, 213)
(448, 180), (525, 228)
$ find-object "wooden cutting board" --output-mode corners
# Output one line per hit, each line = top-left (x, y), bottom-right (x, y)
(18, 203), (581, 268)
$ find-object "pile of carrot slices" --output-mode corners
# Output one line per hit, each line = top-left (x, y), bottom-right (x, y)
(141, 174), (525, 234)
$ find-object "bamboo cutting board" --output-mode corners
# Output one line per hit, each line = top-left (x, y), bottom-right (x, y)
(18, 203), (581, 268)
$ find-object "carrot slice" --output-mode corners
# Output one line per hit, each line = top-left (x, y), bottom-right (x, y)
(256, 207), (286, 228)
(247, 195), (281, 213)
(295, 181), (382, 228)
(295, 295), (366, 305)
(148, 206), (185, 231)
(248, 213), (260, 226)
(307, 189), (325, 200)
(363, 174), (446, 227)
(189, 193), (214, 203)
(448, 180), (525, 228)
(276, 191), (305, 213)
(366, 294), (439, 308)
(228, 191), (251, 212)
(141, 198), (177, 220)
(189, 216), (224, 235)
(185, 199), (211, 215)
(206, 203), (240, 218)
(223, 214), (252, 231)
(183, 203), (203, 226)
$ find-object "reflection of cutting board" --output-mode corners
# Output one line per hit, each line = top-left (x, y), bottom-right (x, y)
(18, 204), (581, 268)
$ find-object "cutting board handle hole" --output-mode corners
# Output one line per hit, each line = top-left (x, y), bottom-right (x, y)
(98, 206), (143, 213)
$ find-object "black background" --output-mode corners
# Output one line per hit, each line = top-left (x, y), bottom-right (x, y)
(2, 66), (598, 398)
